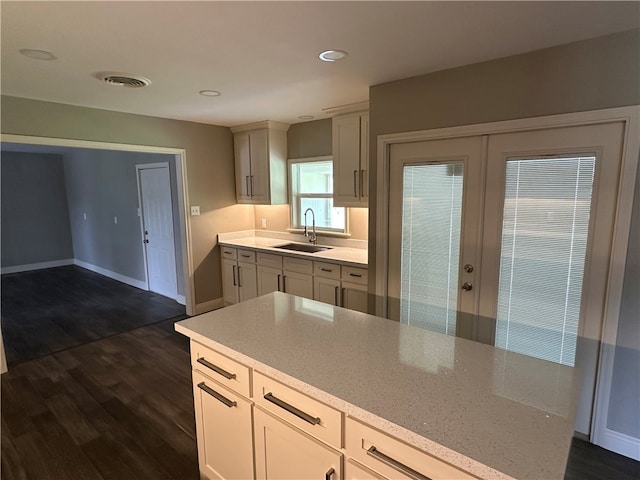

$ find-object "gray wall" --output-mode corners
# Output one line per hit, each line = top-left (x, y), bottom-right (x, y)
(1, 96), (255, 305)
(63, 149), (184, 296)
(368, 29), (640, 440)
(1, 152), (73, 267)
(287, 119), (332, 158)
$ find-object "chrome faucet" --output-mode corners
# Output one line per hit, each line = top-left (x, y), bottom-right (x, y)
(303, 208), (317, 245)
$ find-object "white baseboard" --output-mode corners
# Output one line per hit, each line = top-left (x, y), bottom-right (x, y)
(74, 259), (148, 291)
(599, 428), (640, 461)
(1, 258), (74, 274)
(176, 294), (186, 306)
(194, 298), (225, 315)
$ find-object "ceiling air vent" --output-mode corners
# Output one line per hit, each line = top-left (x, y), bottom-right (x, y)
(97, 72), (151, 88)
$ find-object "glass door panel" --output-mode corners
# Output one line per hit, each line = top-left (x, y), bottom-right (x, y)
(400, 163), (463, 334)
(495, 157), (596, 366)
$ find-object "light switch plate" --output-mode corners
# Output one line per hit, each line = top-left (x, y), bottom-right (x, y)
(261, 217), (267, 228)
(191, 205), (201, 216)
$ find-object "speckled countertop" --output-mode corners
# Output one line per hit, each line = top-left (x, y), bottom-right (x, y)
(175, 292), (581, 480)
(218, 231), (368, 267)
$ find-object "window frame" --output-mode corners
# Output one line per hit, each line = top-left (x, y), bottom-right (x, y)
(288, 155), (348, 235)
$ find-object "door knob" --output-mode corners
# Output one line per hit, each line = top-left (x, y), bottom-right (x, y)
(461, 282), (473, 291)
(464, 264), (474, 273)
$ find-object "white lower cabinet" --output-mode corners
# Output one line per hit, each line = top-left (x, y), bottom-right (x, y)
(314, 276), (342, 306)
(282, 269), (313, 299)
(254, 407), (342, 480)
(341, 282), (368, 313)
(221, 248), (258, 305)
(192, 370), (254, 480)
(345, 417), (476, 480)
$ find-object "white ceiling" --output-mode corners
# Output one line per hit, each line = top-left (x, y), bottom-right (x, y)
(2, 1), (638, 127)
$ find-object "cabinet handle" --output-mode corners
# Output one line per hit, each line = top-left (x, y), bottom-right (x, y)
(223, 250), (233, 255)
(360, 169), (366, 198)
(353, 170), (358, 197)
(232, 265), (237, 286)
(237, 266), (242, 287)
(196, 357), (237, 380)
(334, 286), (339, 306)
(250, 175), (254, 197)
(320, 268), (333, 272)
(367, 446), (432, 480)
(349, 273), (363, 278)
(197, 382), (237, 408)
(325, 467), (335, 480)
(263, 392), (321, 425)
(241, 254), (251, 258)
(277, 274), (281, 292)
(282, 275), (287, 292)
(341, 287), (346, 307)
(245, 175), (250, 196)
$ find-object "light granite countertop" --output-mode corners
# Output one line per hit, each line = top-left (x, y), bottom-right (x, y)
(175, 292), (581, 480)
(218, 230), (368, 267)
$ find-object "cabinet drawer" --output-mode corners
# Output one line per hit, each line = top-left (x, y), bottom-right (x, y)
(345, 417), (477, 480)
(258, 252), (283, 269)
(283, 256), (313, 274)
(190, 341), (251, 398)
(221, 246), (237, 260)
(237, 249), (256, 262)
(253, 371), (342, 448)
(314, 261), (341, 280)
(341, 266), (368, 285)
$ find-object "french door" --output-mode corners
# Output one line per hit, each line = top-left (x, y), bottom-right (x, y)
(388, 121), (626, 435)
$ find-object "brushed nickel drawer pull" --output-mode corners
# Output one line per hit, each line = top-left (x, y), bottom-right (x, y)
(325, 467), (335, 480)
(320, 268), (333, 272)
(360, 169), (366, 198)
(367, 446), (432, 480)
(349, 273), (363, 278)
(196, 357), (237, 380)
(263, 392), (321, 425)
(197, 382), (237, 408)
(277, 274), (282, 292)
(334, 286), (339, 306)
(241, 253), (251, 258)
(232, 265), (237, 286)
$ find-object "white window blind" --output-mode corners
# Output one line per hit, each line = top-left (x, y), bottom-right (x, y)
(400, 163), (464, 335)
(495, 157), (596, 366)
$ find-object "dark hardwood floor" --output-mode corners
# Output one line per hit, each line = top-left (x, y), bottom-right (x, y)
(1, 318), (199, 480)
(1, 265), (186, 366)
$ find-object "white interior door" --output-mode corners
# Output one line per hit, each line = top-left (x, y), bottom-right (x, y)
(138, 164), (178, 300)
(387, 136), (484, 337)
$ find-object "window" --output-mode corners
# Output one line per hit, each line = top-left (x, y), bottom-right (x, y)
(289, 157), (345, 233)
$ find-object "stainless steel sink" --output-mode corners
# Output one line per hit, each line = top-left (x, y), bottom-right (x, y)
(273, 243), (332, 254)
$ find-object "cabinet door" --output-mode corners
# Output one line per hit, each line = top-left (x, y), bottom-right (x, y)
(283, 270), (314, 299)
(345, 459), (386, 480)
(342, 281), (368, 314)
(234, 132), (252, 203)
(314, 277), (341, 306)
(237, 261), (258, 302)
(333, 114), (362, 206)
(257, 265), (282, 296)
(254, 407), (342, 480)
(193, 371), (254, 480)
(358, 112), (369, 204)
(249, 129), (269, 203)
(222, 259), (238, 305)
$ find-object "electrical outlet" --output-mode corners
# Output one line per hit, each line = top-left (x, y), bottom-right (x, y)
(261, 217), (267, 229)
(191, 205), (201, 216)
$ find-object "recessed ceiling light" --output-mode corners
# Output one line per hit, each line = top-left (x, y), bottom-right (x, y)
(298, 115), (314, 120)
(318, 50), (348, 62)
(19, 49), (56, 61)
(199, 90), (221, 97)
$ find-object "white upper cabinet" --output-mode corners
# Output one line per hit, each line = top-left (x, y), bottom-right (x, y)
(333, 111), (369, 207)
(231, 121), (289, 205)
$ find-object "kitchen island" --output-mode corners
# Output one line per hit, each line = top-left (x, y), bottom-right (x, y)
(175, 292), (581, 480)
